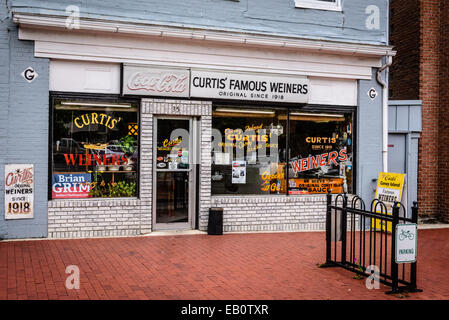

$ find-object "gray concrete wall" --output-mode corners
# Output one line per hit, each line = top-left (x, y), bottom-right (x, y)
(0, 0), (49, 239)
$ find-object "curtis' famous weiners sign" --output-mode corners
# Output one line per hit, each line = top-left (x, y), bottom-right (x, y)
(190, 70), (309, 103)
(122, 65), (309, 103)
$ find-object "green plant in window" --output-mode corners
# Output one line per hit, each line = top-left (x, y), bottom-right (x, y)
(109, 181), (137, 198)
(121, 181), (137, 197)
(89, 180), (109, 198)
(89, 180), (136, 198)
(119, 135), (137, 155)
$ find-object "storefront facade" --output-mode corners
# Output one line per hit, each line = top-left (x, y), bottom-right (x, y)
(0, 0), (394, 239)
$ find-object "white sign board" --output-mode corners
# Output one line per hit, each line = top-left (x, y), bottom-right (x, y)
(395, 223), (417, 263)
(122, 65), (190, 97)
(191, 70), (309, 103)
(232, 160), (246, 184)
(4, 164), (34, 220)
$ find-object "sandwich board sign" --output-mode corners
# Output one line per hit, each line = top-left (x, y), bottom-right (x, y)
(372, 172), (407, 232)
(395, 223), (417, 263)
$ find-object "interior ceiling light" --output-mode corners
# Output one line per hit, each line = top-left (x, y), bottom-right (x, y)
(290, 112), (344, 118)
(215, 108), (275, 115)
(61, 101), (132, 108)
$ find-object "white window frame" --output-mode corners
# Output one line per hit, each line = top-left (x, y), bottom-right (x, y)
(294, 0), (342, 12)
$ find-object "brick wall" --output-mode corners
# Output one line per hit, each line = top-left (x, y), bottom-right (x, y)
(418, 0), (440, 219)
(389, 0), (420, 100)
(390, 0), (449, 221)
(211, 195), (327, 232)
(438, 1), (449, 222)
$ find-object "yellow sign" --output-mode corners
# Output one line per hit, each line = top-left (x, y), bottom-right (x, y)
(74, 113), (121, 130)
(372, 172), (406, 232)
(289, 178), (344, 194)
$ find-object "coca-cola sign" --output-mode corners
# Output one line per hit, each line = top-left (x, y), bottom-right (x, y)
(122, 65), (190, 97)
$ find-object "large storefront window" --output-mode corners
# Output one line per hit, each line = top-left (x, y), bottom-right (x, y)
(212, 107), (287, 195)
(212, 106), (354, 195)
(288, 112), (354, 194)
(51, 98), (139, 199)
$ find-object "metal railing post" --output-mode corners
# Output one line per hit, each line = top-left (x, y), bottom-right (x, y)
(387, 204), (400, 294)
(325, 192), (332, 264)
(409, 202), (422, 292)
(341, 193), (348, 264)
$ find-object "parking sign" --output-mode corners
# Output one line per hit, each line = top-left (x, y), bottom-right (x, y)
(395, 224), (417, 263)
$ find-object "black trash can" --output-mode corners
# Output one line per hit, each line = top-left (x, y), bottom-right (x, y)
(208, 208), (223, 235)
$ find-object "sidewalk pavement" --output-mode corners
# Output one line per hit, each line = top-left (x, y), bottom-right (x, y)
(0, 229), (448, 300)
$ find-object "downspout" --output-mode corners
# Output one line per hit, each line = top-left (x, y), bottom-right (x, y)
(377, 56), (393, 172)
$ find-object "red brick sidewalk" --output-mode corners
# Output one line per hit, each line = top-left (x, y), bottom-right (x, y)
(0, 229), (448, 300)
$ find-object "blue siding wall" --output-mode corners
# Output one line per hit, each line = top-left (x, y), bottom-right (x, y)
(0, 0), (49, 239)
(11, 0), (389, 45)
(357, 68), (384, 201)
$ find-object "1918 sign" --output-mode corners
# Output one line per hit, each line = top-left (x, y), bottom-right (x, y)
(4, 164), (34, 220)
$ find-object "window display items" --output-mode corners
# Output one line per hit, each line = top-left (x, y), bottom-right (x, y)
(211, 107), (287, 195)
(51, 99), (139, 199)
(288, 113), (353, 194)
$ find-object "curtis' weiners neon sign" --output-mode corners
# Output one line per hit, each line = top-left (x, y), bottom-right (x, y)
(290, 150), (348, 174)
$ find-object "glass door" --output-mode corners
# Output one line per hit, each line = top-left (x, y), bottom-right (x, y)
(153, 117), (195, 230)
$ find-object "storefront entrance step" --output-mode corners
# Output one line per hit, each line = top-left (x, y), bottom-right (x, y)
(418, 224), (449, 230)
(146, 230), (207, 237)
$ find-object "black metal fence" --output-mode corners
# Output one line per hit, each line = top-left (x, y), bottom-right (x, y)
(321, 193), (422, 294)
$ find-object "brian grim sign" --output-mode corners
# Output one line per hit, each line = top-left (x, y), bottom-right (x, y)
(122, 65), (190, 97)
(190, 70), (309, 103)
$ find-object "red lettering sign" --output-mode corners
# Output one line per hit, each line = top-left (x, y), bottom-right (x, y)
(127, 72), (188, 93)
(5, 168), (34, 187)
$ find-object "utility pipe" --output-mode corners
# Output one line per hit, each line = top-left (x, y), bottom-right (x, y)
(376, 55), (393, 173)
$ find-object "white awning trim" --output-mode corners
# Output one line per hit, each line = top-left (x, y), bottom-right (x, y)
(13, 12), (396, 58)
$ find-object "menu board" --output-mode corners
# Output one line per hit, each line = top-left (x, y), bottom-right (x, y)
(4, 164), (34, 220)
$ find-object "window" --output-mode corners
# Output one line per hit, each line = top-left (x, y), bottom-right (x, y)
(211, 107), (287, 195)
(294, 0), (342, 11)
(211, 106), (354, 196)
(288, 112), (353, 195)
(50, 98), (139, 199)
